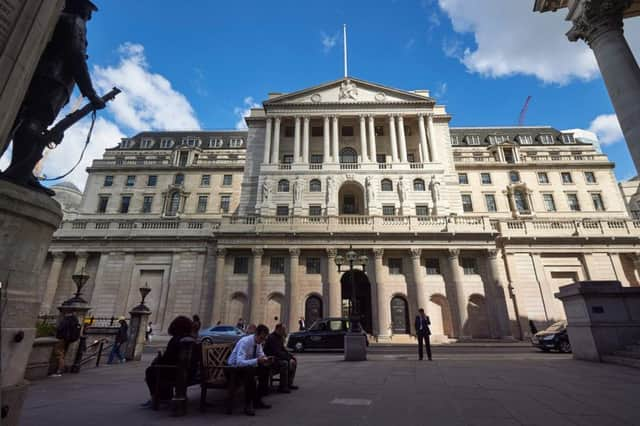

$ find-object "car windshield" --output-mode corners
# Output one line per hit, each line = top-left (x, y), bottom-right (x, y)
(544, 321), (566, 332)
(309, 321), (327, 331)
(210, 326), (236, 333)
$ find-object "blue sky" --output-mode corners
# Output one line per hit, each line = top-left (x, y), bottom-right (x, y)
(3, 0), (638, 187)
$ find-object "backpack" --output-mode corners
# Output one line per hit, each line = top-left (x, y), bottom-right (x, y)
(57, 315), (81, 343)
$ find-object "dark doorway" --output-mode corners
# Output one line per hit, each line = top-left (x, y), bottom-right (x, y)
(340, 269), (372, 333)
(390, 296), (410, 334)
(338, 182), (364, 215)
(305, 295), (323, 327)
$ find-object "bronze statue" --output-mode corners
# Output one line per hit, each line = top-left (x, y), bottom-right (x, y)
(0, 0), (104, 196)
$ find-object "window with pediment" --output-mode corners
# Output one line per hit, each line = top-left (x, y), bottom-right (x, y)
(381, 179), (393, 191)
(278, 179), (290, 192)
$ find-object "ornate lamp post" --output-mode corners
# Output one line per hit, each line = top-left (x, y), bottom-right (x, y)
(126, 282), (152, 361)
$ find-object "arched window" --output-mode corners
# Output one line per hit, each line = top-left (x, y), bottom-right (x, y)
(381, 179), (393, 191)
(174, 173), (184, 185)
(166, 192), (180, 216)
(413, 178), (425, 191)
(278, 179), (290, 192)
(514, 190), (529, 213)
(309, 179), (321, 192)
(509, 171), (520, 183)
(339, 147), (357, 163)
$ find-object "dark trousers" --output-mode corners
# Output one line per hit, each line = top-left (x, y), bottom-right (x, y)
(275, 359), (296, 389)
(226, 366), (269, 405)
(417, 332), (432, 360)
(145, 365), (175, 400)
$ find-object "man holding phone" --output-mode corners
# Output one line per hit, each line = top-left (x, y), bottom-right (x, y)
(227, 324), (274, 416)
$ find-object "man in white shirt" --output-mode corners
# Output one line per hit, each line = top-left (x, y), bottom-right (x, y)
(227, 324), (274, 416)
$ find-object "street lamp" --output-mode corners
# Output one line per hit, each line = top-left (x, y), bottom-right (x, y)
(335, 246), (368, 334)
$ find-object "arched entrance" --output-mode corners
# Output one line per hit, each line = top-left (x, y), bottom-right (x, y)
(339, 181), (365, 215)
(266, 293), (284, 329)
(304, 295), (323, 327)
(340, 269), (373, 333)
(390, 296), (410, 334)
(227, 292), (248, 324)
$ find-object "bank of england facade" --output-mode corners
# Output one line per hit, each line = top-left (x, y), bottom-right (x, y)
(42, 77), (640, 341)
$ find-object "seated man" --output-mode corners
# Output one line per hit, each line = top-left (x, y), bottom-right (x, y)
(264, 323), (298, 393)
(227, 324), (274, 416)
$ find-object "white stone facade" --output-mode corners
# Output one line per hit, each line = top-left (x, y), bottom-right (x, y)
(41, 77), (640, 341)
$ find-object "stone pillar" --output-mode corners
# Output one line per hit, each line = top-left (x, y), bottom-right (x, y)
(447, 249), (468, 339)
(263, 117), (273, 164)
(249, 248), (263, 324)
(397, 115), (408, 163)
(210, 248), (226, 325)
(568, 1), (640, 173)
(485, 250), (513, 338)
(293, 116), (301, 164)
(368, 115), (377, 162)
(373, 249), (390, 338)
(530, 252), (557, 319)
(1, 181), (62, 426)
(326, 249), (341, 317)
(126, 300), (151, 361)
(410, 249), (428, 313)
(426, 114), (438, 162)
(57, 295), (91, 373)
(417, 113), (430, 163)
(41, 252), (66, 315)
(323, 116), (331, 164)
(359, 115), (368, 163)
(331, 116), (339, 163)
(388, 115), (399, 163)
(302, 116), (310, 163)
(271, 117), (281, 164)
(287, 249), (301, 332)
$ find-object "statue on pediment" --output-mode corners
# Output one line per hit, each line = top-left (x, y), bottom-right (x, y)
(339, 79), (358, 101)
(293, 176), (304, 205)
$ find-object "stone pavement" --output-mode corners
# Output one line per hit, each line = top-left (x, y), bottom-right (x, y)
(20, 346), (640, 426)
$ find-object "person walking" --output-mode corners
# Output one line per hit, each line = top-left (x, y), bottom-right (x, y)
(52, 312), (82, 376)
(192, 314), (201, 338)
(108, 317), (128, 364)
(145, 321), (153, 343)
(415, 308), (432, 361)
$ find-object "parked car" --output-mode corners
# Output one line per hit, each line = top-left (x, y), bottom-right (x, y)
(198, 325), (246, 344)
(531, 321), (571, 353)
(286, 317), (369, 352)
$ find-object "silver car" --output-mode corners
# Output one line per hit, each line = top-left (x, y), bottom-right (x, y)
(198, 325), (246, 344)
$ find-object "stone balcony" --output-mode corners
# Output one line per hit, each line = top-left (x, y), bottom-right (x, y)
(54, 219), (220, 239)
(262, 162), (437, 173)
(89, 157), (245, 170)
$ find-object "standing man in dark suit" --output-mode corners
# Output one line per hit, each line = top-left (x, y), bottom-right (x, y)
(415, 308), (432, 361)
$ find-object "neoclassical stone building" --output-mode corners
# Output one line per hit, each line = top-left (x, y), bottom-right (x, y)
(42, 77), (640, 341)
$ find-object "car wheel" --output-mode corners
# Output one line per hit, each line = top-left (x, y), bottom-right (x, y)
(294, 341), (304, 352)
(559, 341), (572, 353)
(202, 337), (213, 344)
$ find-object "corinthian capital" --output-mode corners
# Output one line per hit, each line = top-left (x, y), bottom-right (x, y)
(373, 248), (384, 259)
(409, 248), (422, 259)
(252, 248), (264, 256)
(567, 0), (631, 44)
(216, 248), (227, 257)
(447, 248), (460, 258)
(289, 248), (301, 257)
(326, 248), (338, 258)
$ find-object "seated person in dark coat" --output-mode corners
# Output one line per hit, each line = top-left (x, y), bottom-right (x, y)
(264, 323), (298, 393)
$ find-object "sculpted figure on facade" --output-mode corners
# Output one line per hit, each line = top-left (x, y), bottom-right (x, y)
(365, 176), (376, 205)
(326, 175), (336, 206)
(339, 78), (358, 101)
(261, 177), (272, 203)
(293, 176), (304, 205)
(429, 175), (441, 205)
(397, 176), (407, 204)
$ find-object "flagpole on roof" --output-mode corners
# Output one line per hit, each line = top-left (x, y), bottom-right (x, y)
(343, 24), (348, 78)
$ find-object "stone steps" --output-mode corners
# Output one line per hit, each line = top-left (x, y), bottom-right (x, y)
(602, 355), (640, 369)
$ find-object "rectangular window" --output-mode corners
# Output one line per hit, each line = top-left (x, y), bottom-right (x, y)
(284, 126), (294, 138)
(466, 135), (481, 145)
(567, 193), (581, 211)
(119, 195), (131, 213)
(223, 174), (233, 186)
(282, 155), (293, 164)
(450, 135), (460, 145)
(115, 156), (124, 165)
(220, 195), (231, 213)
(276, 205), (289, 216)
(416, 205), (429, 216)
(97, 196), (109, 213)
(539, 134), (554, 144)
(518, 135), (533, 145)
(142, 196), (153, 213)
(306, 257), (321, 274)
(485, 194), (497, 212)
(480, 173), (492, 184)
(341, 126), (354, 137)
(561, 172), (573, 184)
(200, 175), (210, 186)
(543, 194), (556, 212)
(375, 126), (384, 137)
(160, 138), (174, 148)
(309, 205), (322, 216)
(197, 195), (208, 213)
(376, 154), (386, 164)
(178, 151), (188, 167)
(561, 134), (575, 144)
(388, 258), (403, 275)
(229, 138), (244, 147)
(458, 173), (469, 185)
(310, 154), (323, 164)
(125, 175), (136, 187)
(233, 256), (249, 274)
(461, 258), (478, 275)
(209, 138), (223, 148)
(503, 148), (515, 164)
(311, 126), (323, 137)
(407, 153), (415, 163)
(538, 172), (549, 184)
(461, 194), (473, 212)
(147, 175), (157, 186)
(425, 258), (440, 275)
(591, 193), (605, 211)
(104, 175), (113, 187)
(270, 256), (285, 274)
(584, 171), (596, 184)
(382, 205), (396, 216)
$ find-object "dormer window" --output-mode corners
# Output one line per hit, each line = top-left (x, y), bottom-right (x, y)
(209, 138), (224, 148)
(183, 137), (201, 147)
(539, 134), (554, 144)
(465, 135), (481, 145)
(450, 135), (460, 145)
(160, 138), (174, 148)
(487, 135), (508, 145)
(229, 138), (244, 147)
(517, 135), (533, 145)
(140, 138), (154, 148)
(561, 134), (575, 144)
(120, 139), (133, 149)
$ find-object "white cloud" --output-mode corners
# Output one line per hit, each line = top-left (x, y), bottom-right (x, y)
(433, 82), (447, 98)
(437, 0), (640, 84)
(405, 38), (416, 50)
(321, 31), (339, 54)
(588, 114), (624, 145)
(234, 96), (260, 130)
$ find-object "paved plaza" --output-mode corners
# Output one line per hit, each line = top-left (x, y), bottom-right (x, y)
(20, 345), (640, 426)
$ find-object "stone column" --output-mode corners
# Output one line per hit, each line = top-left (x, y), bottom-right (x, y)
(210, 248), (226, 324)
(263, 117), (273, 164)
(331, 116), (339, 163)
(388, 115), (399, 163)
(410, 249), (428, 313)
(323, 116), (331, 164)
(271, 116), (281, 164)
(417, 113), (430, 163)
(326, 249), (342, 317)
(397, 115), (408, 163)
(374, 249), (390, 338)
(426, 114), (438, 162)
(293, 116), (301, 164)
(368, 115), (377, 162)
(41, 252), (66, 314)
(530, 252), (556, 319)
(567, 1), (640, 173)
(287, 249), (301, 332)
(484, 250), (512, 338)
(359, 115), (368, 163)
(447, 249), (468, 338)
(126, 300), (151, 361)
(302, 116), (310, 163)
(249, 248), (263, 324)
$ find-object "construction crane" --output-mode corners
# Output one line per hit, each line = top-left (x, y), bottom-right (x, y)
(518, 96), (532, 126)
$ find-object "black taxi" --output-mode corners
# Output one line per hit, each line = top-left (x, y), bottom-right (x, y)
(286, 317), (368, 352)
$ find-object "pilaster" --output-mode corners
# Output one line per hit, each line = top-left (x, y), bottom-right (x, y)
(287, 248), (301, 332)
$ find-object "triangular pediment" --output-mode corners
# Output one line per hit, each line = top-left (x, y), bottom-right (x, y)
(264, 77), (435, 106)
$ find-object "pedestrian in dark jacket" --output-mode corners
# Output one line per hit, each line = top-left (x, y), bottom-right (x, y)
(192, 314), (201, 338)
(264, 324), (298, 392)
(107, 317), (128, 364)
(415, 308), (432, 361)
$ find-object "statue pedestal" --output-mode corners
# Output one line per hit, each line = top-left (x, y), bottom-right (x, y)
(126, 305), (151, 361)
(344, 333), (367, 361)
(0, 180), (62, 426)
